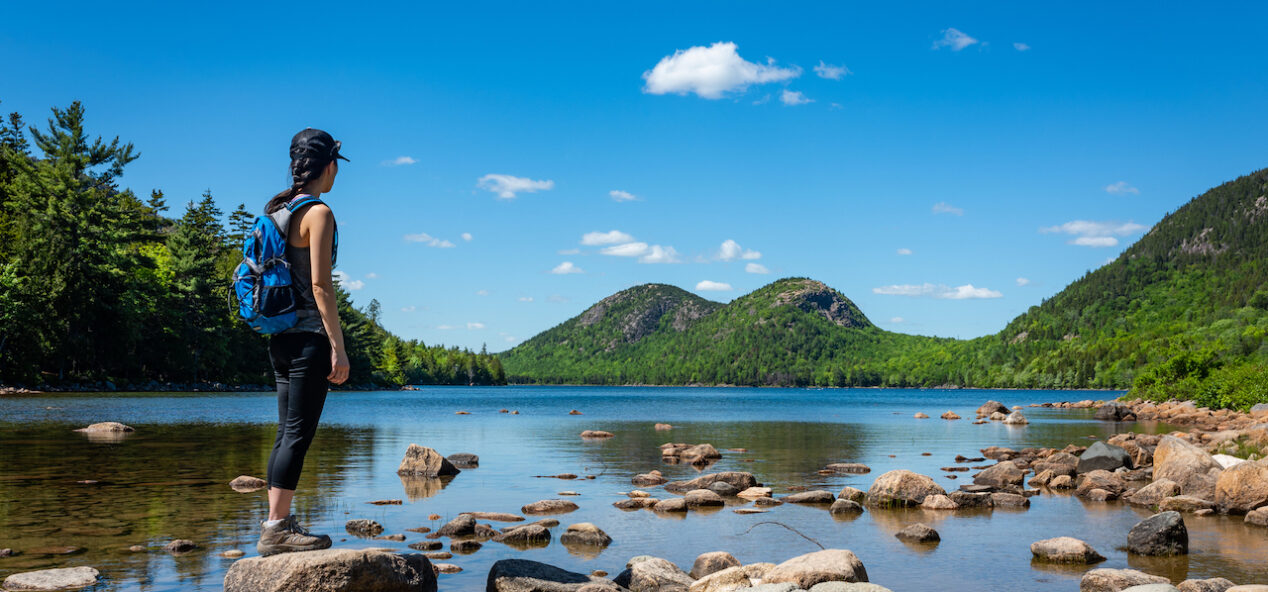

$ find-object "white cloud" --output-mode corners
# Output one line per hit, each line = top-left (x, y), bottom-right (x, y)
(718, 239), (761, 261)
(1041, 220), (1147, 247)
(897, 248), (913, 256)
(814, 60), (851, 80)
(639, 245), (681, 264)
(781, 89), (813, 106)
(550, 261), (583, 274)
(582, 230), (635, 246)
(872, 283), (1002, 299)
(332, 270), (364, 290)
(401, 305), (416, 313)
(1016, 277), (1030, 286)
(504, 336), (517, 343)
(891, 317), (904, 323)
(829, 102), (843, 110)
(933, 28), (979, 51)
(467, 322), (485, 330)
(1013, 42), (1031, 52)
(436, 324), (455, 330)
(382, 156), (417, 166)
(548, 294), (569, 303)
(557, 248), (581, 255)
(1105, 181), (1140, 195)
(461, 232), (473, 242)
(477, 174), (554, 199)
(404, 232), (456, 248)
(932, 202), (964, 216)
(642, 41), (801, 99)
(696, 280), (733, 291)
(365, 272), (379, 279)
(518, 296), (534, 302)
(745, 262), (770, 274)
(610, 190), (639, 202)
(601, 242), (649, 257)
(476, 289), (489, 296)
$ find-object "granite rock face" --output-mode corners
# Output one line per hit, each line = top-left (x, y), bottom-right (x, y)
(223, 549), (436, 592)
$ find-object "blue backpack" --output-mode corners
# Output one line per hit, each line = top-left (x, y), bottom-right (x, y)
(231, 195), (338, 334)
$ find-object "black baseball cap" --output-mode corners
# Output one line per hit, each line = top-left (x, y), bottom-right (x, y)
(290, 128), (349, 163)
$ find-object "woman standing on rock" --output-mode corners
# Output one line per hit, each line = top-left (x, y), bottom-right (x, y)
(257, 128), (351, 556)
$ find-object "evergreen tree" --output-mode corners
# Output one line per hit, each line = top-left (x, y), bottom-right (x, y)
(167, 192), (227, 381)
(226, 202), (253, 247)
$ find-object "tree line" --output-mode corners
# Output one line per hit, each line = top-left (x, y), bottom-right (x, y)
(0, 100), (505, 388)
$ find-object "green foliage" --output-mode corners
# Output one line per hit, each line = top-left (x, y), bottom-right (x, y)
(0, 99), (504, 389)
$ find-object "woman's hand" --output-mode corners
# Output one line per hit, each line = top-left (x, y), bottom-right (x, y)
(328, 347), (350, 385)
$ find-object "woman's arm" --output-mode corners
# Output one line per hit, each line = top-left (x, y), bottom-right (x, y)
(305, 204), (350, 384)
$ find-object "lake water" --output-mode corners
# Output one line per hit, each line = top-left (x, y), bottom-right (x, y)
(1, 386), (1266, 591)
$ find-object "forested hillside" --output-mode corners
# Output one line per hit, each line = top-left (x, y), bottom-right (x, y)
(504, 168), (1268, 407)
(0, 100), (504, 389)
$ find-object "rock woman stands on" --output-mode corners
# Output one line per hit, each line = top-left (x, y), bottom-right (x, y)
(257, 128), (351, 556)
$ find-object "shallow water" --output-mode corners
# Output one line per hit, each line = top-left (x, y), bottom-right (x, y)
(0, 387), (1265, 591)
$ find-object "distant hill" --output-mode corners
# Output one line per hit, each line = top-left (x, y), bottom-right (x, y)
(502, 168), (1268, 401)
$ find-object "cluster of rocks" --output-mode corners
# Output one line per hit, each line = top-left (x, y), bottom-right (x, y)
(660, 443), (723, 466)
(918, 401), (1029, 426)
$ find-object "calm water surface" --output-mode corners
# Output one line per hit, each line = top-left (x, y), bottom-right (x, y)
(1, 387), (1266, 591)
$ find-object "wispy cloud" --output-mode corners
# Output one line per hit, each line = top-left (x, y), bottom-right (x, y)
(517, 296), (533, 302)
(813, 60), (851, 80)
(781, 89), (813, 106)
(382, 156), (417, 167)
(581, 230), (634, 246)
(365, 272), (379, 279)
(745, 262), (769, 274)
(600, 242), (649, 257)
(401, 305), (416, 313)
(1013, 42), (1031, 52)
(696, 280), (733, 291)
(1105, 181), (1140, 195)
(1016, 277), (1030, 286)
(609, 190), (639, 202)
(404, 232), (456, 248)
(873, 283), (1002, 299)
(476, 289), (489, 296)
(436, 324), (455, 330)
(1041, 220), (1147, 247)
(718, 239), (761, 261)
(477, 174), (554, 199)
(467, 322), (485, 330)
(461, 232), (473, 241)
(550, 261), (584, 274)
(332, 270), (364, 290)
(933, 28), (979, 51)
(891, 317), (904, 323)
(643, 41), (801, 99)
(548, 294), (569, 303)
(932, 202), (964, 216)
(897, 248), (913, 256)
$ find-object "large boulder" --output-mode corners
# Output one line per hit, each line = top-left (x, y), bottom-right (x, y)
(664, 472), (758, 494)
(397, 444), (461, 478)
(762, 549), (868, 588)
(688, 564), (775, 592)
(74, 422), (133, 432)
(690, 552), (741, 580)
(1029, 537), (1106, 564)
(684, 490), (725, 508)
(1128, 511), (1188, 556)
(223, 549), (436, 592)
(1003, 411), (1029, 425)
(487, 559), (621, 592)
(612, 556), (694, 592)
(974, 461), (1024, 490)
(894, 523), (940, 543)
(1034, 452), (1080, 477)
(976, 401), (1009, 417)
(521, 500), (579, 515)
(1154, 436), (1222, 498)
(1094, 402), (1135, 421)
(1177, 579), (1236, 592)
(3, 567), (100, 591)
(1078, 442), (1134, 474)
(559, 523), (611, 548)
(865, 470), (945, 507)
(1127, 480), (1181, 507)
(680, 444), (723, 465)
(1214, 459), (1268, 514)
(1080, 569), (1170, 592)
(1076, 470), (1128, 498)
(1158, 496), (1216, 513)
(785, 490), (837, 504)
(492, 524), (552, 547)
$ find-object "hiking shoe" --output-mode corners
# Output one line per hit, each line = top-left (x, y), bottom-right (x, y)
(257, 515), (331, 556)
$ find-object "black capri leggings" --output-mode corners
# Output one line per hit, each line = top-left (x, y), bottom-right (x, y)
(267, 332), (331, 490)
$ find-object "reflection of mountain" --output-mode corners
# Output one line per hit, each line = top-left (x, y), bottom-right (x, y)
(399, 474), (455, 501)
(559, 421), (870, 491)
(0, 423), (376, 587)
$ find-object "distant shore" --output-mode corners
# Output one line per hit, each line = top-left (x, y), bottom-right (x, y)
(2, 382), (1125, 395)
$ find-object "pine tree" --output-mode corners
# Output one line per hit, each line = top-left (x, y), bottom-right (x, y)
(167, 192), (227, 381)
(226, 202), (253, 248)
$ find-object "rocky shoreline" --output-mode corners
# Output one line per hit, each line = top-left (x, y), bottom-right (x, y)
(7, 398), (1268, 591)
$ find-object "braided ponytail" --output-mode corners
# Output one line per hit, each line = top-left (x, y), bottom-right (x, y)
(265, 155), (327, 214)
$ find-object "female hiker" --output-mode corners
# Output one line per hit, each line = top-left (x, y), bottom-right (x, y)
(257, 128), (351, 556)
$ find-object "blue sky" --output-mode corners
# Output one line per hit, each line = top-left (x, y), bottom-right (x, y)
(4, 2), (1267, 351)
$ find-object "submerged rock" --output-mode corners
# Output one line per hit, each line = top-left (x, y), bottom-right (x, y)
(559, 523), (612, 548)
(492, 524), (553, 546)
(446, 453), (480, 468)
(230, 475), (268, 492)
(521, 500), (580, 515)
(164, 539), (197, 554)
(894, 523), (939, 544)
(223, 548), (436, 592)
(1029, 537), (1106, 564)
(2, 567), (100, 591)
(345, 519), (384, 537)
(74, 422), (133, 433)
(580, 430), (615, 439)
(1128, 511), (1189, 556)
(664, 472), (758, 494)
(785, 490), (836, 504)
